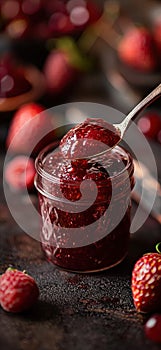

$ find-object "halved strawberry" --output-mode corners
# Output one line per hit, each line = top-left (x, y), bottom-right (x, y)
(131, 252), (161, 313)
(4, 156), (36, 191)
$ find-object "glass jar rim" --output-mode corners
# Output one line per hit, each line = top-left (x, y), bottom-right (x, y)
(35, 141), (134, 185)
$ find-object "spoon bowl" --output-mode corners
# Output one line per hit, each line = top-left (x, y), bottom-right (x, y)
(84, 83), (161, 159)
(60, 84), (161, 160)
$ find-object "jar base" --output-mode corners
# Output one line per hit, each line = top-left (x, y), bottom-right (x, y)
(46, 252), (128, 274)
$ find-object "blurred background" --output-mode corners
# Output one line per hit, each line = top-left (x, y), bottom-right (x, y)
(1, 0), (161, 163)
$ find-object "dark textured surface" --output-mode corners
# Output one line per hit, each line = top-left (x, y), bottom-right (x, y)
(0, 152), (161, 350)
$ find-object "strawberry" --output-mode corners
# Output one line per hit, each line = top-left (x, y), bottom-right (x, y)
(43, 50), (75, 95)
(144, 314), (161, 343)
(43, 37), (92, 96)
(0, 268), (39, 313)
(117, 27), (157, 72)
(137, 111), (161, 139)
(131, 252), (161, 313)
(6, 102), (53, 155)
(153, 22), (161, 55)
(4, 156), (36, 191)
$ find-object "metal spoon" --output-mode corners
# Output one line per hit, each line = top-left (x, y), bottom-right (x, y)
(111, 83), (161, 148)
(62, 84), (161, 160)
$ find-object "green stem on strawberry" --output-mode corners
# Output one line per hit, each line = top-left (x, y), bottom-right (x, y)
(6, 267), (16, 272)
(156, 242), (161, 254)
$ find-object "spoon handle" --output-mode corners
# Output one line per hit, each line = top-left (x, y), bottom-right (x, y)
(120, 83), (161, 135)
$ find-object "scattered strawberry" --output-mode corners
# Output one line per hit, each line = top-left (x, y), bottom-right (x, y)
(6, 102), (53, 155)
(131, 252), (161, 313)
(0, 268), (39, 313)
(144, 314), (161, 343)
(4, 156), (36, 191)
(117, 27), (157, 72)
(137, 111), (161, 139)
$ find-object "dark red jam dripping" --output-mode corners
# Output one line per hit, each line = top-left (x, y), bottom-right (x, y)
(60, 118), (121, 158)
(0, 57), (32, 98)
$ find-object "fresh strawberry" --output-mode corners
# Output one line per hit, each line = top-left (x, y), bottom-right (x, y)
(153, 22), (161, 55)
(4, 156), (36, 191)
(118, 27), (157, 72)
(6, 102), (53, 155)
(144, 314), (161, 343)
(43, 37), (92, 96)
(131, 252), (161, 313)
(0, 268), (39, 313)
(137, 111), (161, 139)
(43, 50), (76, 95)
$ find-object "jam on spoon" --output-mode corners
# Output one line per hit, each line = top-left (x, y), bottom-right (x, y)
(60, 118), (121, 158)
(60, 83), (161, 159)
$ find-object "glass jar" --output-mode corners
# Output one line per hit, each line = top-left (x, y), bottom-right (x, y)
(35, 142), (134, 273)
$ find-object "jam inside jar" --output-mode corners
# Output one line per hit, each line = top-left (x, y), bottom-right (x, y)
(35, 142), (134, 273)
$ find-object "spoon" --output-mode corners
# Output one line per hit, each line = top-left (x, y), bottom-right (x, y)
(111, 83), (161, 149)
(113, 84), (161, 141)
(60, 84), (161, 159)
(86, 83), (161, 159)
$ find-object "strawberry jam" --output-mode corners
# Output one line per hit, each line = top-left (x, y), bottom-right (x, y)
(35, 134), (134, 272)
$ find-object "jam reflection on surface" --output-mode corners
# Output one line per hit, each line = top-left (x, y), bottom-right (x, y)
(36, 144), (134, 272)
(60, 118), (121, 158)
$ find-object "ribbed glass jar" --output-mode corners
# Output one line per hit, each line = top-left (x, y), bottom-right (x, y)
(35, 142), (134, 273)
